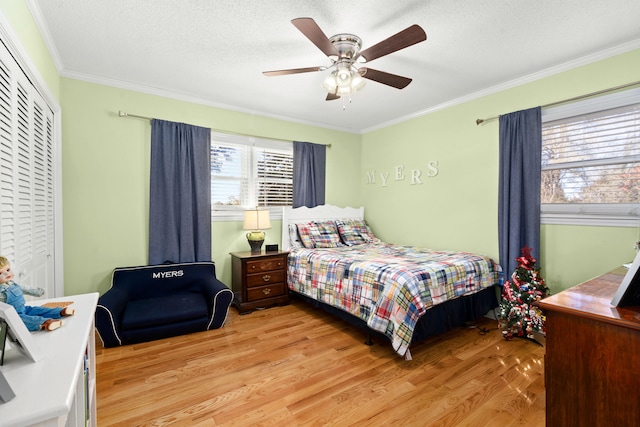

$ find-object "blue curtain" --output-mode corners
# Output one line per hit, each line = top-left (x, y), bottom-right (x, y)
(293, 141), (326, 208)
(498, 107), (542, 277)
(149, 119), (211, 265)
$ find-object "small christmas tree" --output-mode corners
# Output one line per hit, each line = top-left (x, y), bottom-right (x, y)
(498, 245), (550, 341)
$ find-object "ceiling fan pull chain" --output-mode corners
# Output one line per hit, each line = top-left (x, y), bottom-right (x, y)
(342, 96), (353, 111)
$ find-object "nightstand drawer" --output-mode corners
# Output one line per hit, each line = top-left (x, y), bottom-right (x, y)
(246, 257), (286, 273)
(246, 270), (285, 287)
(247, 283), (286, 301)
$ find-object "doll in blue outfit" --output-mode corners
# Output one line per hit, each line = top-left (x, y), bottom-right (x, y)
(0, 256), (74, 331)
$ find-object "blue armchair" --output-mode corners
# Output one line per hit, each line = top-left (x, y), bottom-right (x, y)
(95, 262), (233, 347)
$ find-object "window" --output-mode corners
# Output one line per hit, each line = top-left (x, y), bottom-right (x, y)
(541, 88), (640, 226)
(211, 132), (293, 220)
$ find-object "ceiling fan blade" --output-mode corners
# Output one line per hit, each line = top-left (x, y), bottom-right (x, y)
(326, 92), (340, 101)
(357, 24), (426, 62)
(291, 17), (339, 58)
(359, 67), (412, 89)
(263, 66), (322, 76)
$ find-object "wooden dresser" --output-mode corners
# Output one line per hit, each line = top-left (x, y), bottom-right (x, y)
(538, 268), (640, 427)
(230, 251), (290, 314)
(0, 293), (99, 427)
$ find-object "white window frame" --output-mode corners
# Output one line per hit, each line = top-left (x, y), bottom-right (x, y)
(211, 132), (293, 221)
(541, 87), (640, 227)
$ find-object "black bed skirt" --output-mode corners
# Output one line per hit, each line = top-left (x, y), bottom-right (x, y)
(290, 286), (499, 346)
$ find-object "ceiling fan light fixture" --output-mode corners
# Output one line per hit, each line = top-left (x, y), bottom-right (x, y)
(336, 63), (352, 88)
(350, 72), (366, 92)
(322, 64), (365, 97)
(322, 71), (338, 93)
(336, 85), (351, 97)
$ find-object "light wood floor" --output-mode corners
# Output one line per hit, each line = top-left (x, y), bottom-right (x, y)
(95, 299), (546, 426)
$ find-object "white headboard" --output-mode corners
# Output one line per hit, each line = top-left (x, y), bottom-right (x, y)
(281, 204), (365, 251)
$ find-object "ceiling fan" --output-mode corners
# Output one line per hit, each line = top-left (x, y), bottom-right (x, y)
(263, 18), (427, 101)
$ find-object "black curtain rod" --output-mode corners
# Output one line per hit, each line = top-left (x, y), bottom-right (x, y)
(475, 80), (640, 125)
(117, 110), (331, 147)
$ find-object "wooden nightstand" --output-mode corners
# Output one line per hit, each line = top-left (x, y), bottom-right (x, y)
(230, 251), (290, 314)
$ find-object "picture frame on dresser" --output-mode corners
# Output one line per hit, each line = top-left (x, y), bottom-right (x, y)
(611, 250), (640, 307)
(0, 319), (7, 365)
(0, 301), (43, 363)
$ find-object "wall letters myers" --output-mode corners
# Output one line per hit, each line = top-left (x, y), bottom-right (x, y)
(366, 161), (439, 187)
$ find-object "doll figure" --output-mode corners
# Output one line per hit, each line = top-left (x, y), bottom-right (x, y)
(0, 256), (74, 331)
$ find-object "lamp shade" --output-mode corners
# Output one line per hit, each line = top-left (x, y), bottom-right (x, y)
(322, 71), (338, 93)
(322, 65), (366, 97)
(243, 208), (271, 230)
(335, 63), (352, 89)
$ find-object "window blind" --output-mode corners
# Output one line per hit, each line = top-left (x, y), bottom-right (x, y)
(542, 103), (640, 204)
(211, 142), (249, 206)
(211, 132), (293, 213)
(255, 147), (293, 207)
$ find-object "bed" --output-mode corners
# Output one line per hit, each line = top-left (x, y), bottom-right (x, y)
(282, 205), (503, 359)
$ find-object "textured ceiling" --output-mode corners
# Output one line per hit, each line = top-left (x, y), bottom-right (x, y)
(28, 0), (640, 133)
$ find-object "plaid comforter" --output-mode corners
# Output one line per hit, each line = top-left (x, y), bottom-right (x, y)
(287, 243), (503, 357)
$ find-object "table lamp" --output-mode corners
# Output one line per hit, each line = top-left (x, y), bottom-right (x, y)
(243, 207), (271, 253)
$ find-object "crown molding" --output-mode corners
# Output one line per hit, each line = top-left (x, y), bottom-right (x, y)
(362, 38), (640, 134)
(60, 68), (360, 135)
(25, 0), (64, 73)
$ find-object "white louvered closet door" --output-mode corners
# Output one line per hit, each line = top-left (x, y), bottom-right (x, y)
(0, 40), (55, 297)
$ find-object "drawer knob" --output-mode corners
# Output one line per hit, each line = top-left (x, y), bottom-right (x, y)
(263, 274), (271, 282)
(263, 288), (271, 295)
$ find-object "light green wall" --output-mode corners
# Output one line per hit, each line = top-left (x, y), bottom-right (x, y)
(361, 49), (640, 293)
(540, 224), (635, 291)
(361, 102), (501, 259)
(0, 0), (60, 100)
(60, 79), (361, 295)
